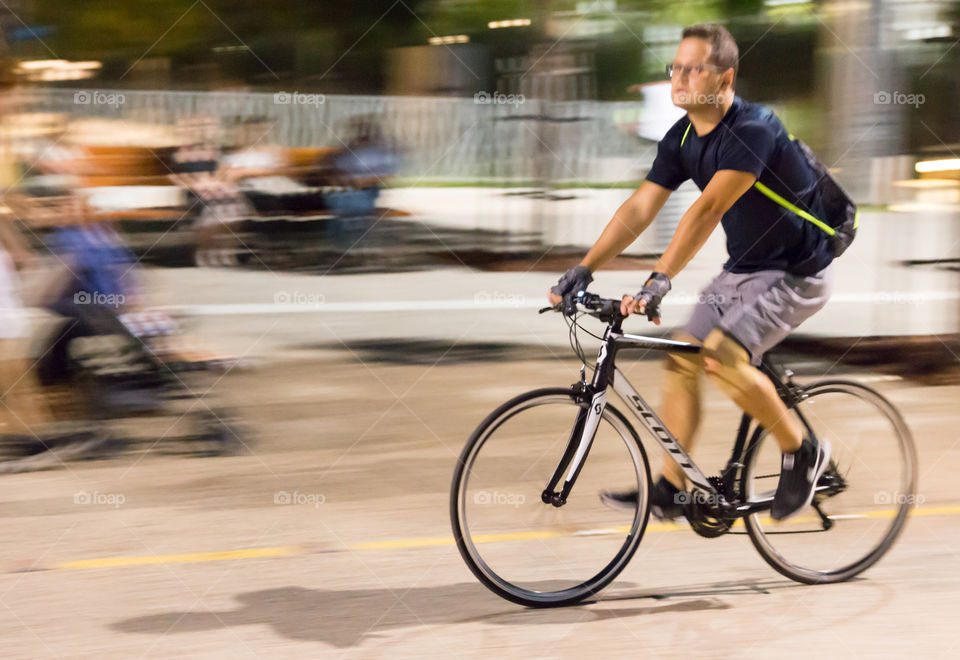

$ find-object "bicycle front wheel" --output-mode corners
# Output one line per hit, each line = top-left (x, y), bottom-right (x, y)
(451, 387), (651, 607)
(742, 379), (917, 584)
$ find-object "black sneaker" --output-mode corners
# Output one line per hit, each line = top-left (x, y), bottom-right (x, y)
(771, 436), (832, 521)
(600, 476), (685, 521)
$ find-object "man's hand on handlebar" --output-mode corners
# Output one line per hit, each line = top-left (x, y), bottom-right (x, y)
(620, 295), (660, 324)
(549, 265), (592, 307)
(620, 271), (671, 324)
(547, 267), (672, 324)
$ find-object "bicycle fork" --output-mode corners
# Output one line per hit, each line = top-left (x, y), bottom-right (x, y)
(541, 386), (607, 507)
(541, 335), (615, 507)
(541, 329), (715, 508)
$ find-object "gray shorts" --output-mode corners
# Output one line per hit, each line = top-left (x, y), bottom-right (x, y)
(683, 262), (834, 365)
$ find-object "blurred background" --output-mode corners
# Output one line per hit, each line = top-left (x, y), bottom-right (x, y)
(1, 1), (959, 657)
(0, 0), (955, 348)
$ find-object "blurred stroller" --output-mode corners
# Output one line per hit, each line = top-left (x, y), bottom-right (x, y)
(5, 187), (245, 458)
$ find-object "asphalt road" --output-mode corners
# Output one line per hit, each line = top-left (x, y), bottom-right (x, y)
(1, 345), (958, 658)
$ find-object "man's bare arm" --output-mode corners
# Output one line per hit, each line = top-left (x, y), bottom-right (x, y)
(622, 169), (760, 319)
(653, 169), (757, 278)
(580, 180), (673, 271)
(547, 180), (673, 305)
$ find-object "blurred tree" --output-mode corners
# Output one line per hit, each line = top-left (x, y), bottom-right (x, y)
(32, 1), (209, 60)
(28, 0), (433, 88)
(20, 0), (833, 106)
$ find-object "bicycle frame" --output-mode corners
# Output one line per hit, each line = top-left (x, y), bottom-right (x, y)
(540, 316), (821, 518)
(540, 318), (713, 505)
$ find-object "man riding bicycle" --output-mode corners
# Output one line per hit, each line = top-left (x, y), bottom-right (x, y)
(549, 23), (833, 522)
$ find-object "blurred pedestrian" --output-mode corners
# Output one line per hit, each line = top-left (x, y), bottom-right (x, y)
(171, 115), (247, 267)
(320, 115), (398, 249)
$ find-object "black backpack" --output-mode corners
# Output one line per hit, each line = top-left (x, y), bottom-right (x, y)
(752, 136), (858, 257)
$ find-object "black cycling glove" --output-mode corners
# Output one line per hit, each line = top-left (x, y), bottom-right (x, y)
(551, 265), (593, 299)
(633, 271), (671, 321)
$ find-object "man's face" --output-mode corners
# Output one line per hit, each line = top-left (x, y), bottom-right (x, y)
(669, 38), (731, 110)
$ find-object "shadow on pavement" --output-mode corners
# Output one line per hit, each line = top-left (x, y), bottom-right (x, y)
(112, 578), (798, 648)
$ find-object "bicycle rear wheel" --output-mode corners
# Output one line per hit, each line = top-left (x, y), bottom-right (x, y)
(742, 379), (917, 583)
(451, 387), (651, 607)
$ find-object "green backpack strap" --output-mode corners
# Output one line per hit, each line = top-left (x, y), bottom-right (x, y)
(752, 131), (837, 238)
(679, 119), (856, 253)
(752, 181), (836, 236)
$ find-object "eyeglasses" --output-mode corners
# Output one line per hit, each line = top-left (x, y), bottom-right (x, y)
(665, 62), (726, 79)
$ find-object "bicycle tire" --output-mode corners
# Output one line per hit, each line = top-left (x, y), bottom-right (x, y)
(742, 379), (917, 584)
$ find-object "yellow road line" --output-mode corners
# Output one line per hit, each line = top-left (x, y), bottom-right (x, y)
(57, 546), (301, 570)
(49, 505), (960, 571)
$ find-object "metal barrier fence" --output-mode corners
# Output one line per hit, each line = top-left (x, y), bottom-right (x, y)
(25, 88), (654, 185)
(6, 87), (694, 253)
(0, 88), (937, 272)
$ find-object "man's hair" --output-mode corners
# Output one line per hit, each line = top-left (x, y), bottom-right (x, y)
(681, 23), (738, 82)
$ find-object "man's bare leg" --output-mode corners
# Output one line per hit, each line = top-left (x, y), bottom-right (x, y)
(701, 328), (803, 453)
(659, 332), (704, 490)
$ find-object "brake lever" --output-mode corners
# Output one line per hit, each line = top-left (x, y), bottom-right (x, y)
(562, 296), (580, 317)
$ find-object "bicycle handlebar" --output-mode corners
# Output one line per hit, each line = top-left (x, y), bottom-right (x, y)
(539, 291), (627, 324)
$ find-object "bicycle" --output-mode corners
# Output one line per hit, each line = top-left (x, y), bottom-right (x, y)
(450, 291), (917, 607)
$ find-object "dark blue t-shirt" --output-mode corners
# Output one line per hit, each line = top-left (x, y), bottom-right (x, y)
(645, 95), (833, 276)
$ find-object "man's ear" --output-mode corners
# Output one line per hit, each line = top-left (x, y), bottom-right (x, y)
(719, 68), (735, 93)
